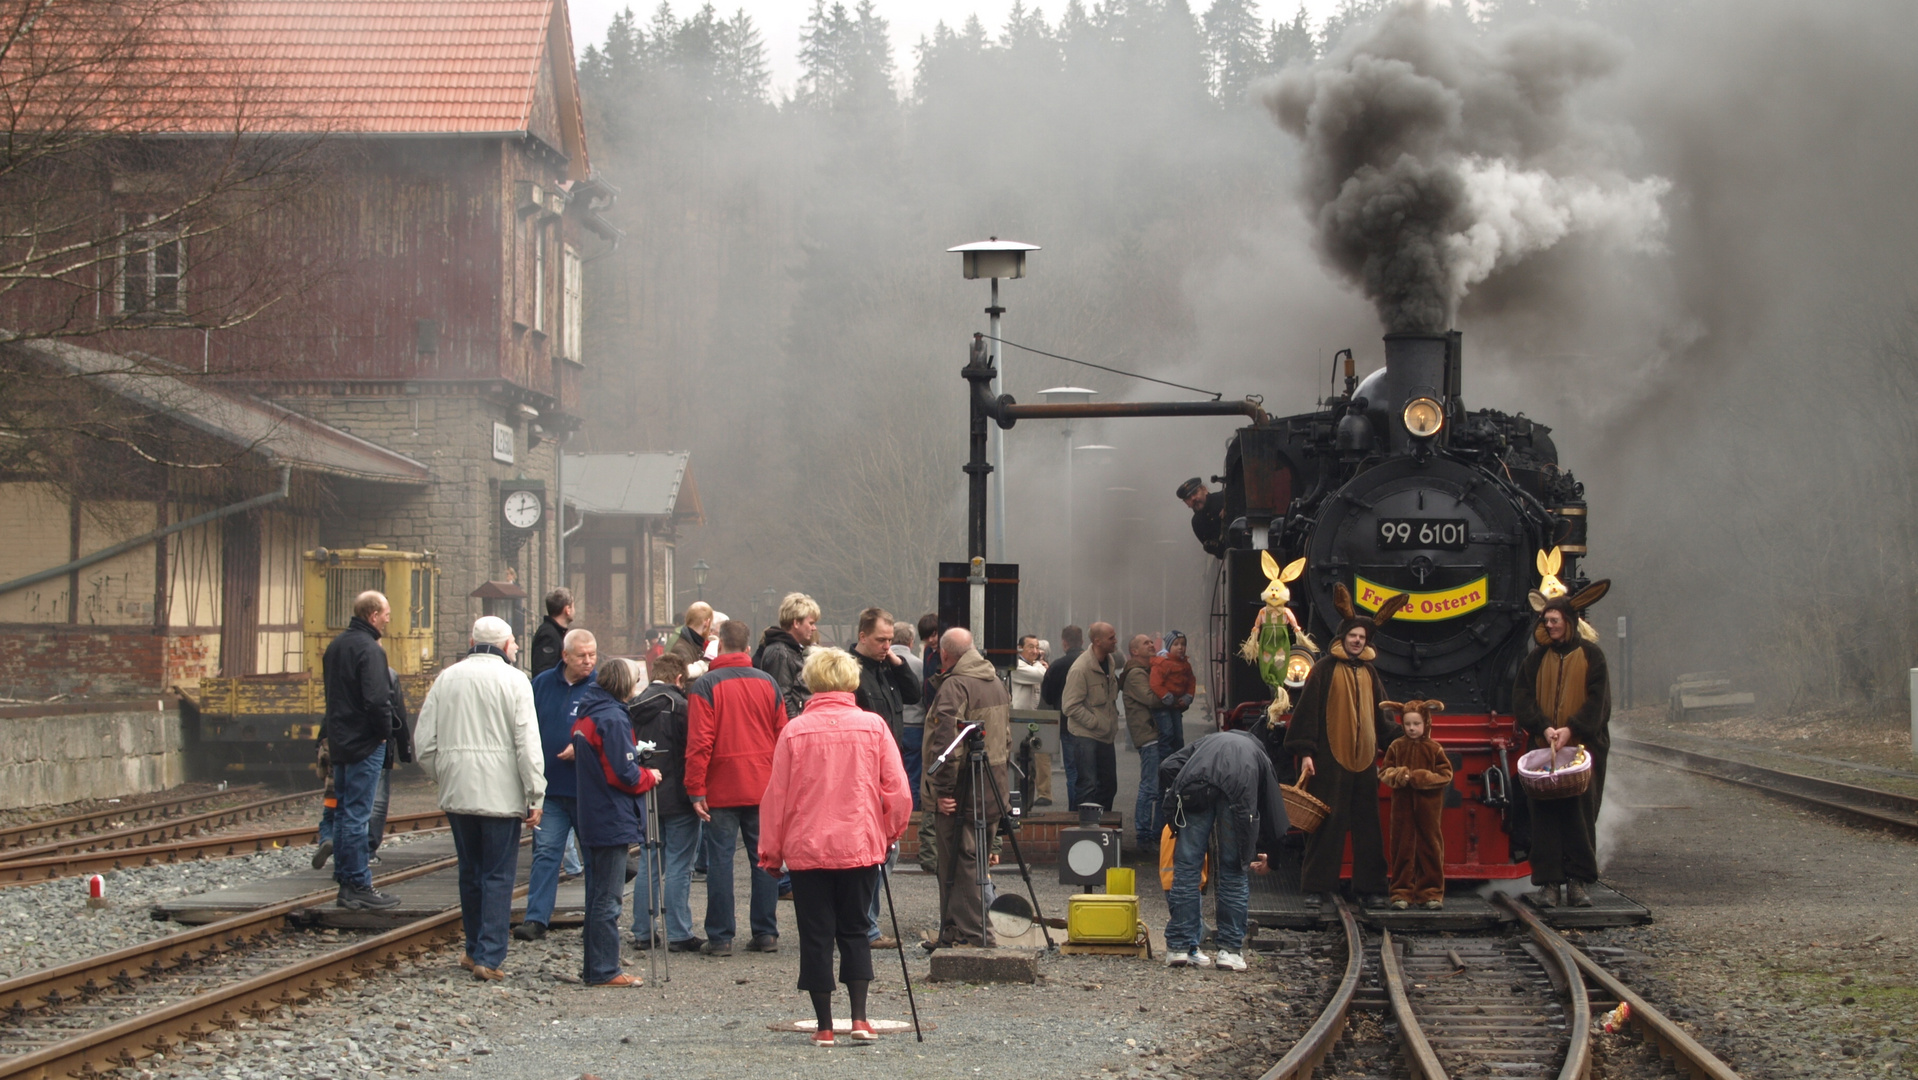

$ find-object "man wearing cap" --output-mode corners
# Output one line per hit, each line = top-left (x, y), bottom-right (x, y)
(1176, 478), (1227, 558)
(415, 616), (547, 981)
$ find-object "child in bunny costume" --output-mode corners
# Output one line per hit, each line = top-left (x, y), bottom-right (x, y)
(1380, 701), (1453, 910)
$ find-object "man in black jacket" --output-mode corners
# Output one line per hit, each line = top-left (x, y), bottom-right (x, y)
(1039, 624), (1084, 808)
(528, 588), (574, 677)
(1158, 729), (1289, 971)
(628, 654), (701, 951)
(321, 591), (401, 910)
(850, 607), (919, 948)
(753, 591), (818, 719)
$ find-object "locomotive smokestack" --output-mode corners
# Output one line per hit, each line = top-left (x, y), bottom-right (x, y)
(1382, 331), (1452, 454)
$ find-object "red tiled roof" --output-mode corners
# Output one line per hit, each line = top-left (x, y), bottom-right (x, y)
(36, 0), (581, 139)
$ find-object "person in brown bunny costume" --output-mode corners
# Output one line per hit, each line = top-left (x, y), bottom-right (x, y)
(1283, 583), (1409, 909)
(1379, 700), (1453, 910)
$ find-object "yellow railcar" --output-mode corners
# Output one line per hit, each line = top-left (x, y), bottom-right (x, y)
(188, 545), (438, 783)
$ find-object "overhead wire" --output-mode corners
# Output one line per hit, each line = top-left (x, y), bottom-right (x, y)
(980, 334), (1223, 400)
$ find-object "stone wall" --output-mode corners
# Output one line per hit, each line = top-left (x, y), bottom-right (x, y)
(0, 700), (183, 810)
(274, 390), (560, 664)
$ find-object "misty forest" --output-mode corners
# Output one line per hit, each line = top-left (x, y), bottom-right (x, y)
(569, 0), (1918, 716)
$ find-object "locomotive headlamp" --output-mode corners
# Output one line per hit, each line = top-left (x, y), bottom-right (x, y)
(1284, 649), (1314, 689)
(1403, 397), (1445, 439)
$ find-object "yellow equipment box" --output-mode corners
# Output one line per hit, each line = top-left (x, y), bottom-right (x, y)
(1066, 894), (1140, 944)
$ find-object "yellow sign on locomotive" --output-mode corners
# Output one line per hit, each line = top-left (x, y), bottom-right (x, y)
(1354, 575), (1489, 622)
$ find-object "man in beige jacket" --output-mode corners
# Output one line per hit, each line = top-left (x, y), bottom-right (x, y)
(415, 616), (545, 980)
(924, 628), (1011, 949)
(1060, 622), (1121, 811)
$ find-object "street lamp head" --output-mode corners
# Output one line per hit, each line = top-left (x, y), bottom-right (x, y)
(692, 559), (710, 588)
(1039, 386), (1096, 406)
(949, 238), (1040, 280)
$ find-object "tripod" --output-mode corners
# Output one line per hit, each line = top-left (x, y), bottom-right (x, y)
(638, 775), (669, 986)
(958, 729), (1056, 952)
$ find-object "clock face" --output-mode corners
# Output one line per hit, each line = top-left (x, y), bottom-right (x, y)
(503, 490), (542, 530)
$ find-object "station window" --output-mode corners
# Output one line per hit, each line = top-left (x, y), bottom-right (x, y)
(119, 213), (185, 314)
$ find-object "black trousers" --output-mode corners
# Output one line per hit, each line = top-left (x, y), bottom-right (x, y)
(788, 866), (878, 993)
(1529, 786), (1598, 885)
(1070, 736), (1118, 811)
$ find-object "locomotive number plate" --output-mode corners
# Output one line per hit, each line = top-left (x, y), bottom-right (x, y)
(1378, 518), (1470, 550)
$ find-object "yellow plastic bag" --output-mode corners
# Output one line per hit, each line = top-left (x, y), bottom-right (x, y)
(1158, 824), (1209, 892)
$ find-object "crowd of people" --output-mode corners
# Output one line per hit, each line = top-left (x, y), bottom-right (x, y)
(315, 572), (1609, 1031)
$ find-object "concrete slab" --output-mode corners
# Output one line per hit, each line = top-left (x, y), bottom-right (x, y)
(927, 948), (1040, 984)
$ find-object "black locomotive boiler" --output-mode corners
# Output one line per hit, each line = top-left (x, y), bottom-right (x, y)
(1212, 330), (1595, 879)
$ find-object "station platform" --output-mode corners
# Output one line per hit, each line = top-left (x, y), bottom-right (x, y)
(1246, 849), (1649, 933)
(150, 835), (593, 929)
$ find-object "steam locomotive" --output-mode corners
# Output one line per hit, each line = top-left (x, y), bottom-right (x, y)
(1212, 331), (1593, 879)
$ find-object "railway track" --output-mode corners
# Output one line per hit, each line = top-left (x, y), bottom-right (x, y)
(0, 811), (450, 888)
(0, 849), (486, 1079)
(0, 788), (269, 853)
(1263, 897), (1741, 1080)
(1614, 737), (1918, 839)
(0, 789), (322, 869)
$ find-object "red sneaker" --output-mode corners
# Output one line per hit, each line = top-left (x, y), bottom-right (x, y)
(848, 1021), (878, 1042)
(811, 1029), (837, 1047)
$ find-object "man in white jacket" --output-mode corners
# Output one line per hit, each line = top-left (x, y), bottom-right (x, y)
(415, 616), (546, 981)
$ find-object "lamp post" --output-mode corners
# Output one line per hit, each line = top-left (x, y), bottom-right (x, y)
(692, 559), (709, 601)
(950, 237), (1039, 564)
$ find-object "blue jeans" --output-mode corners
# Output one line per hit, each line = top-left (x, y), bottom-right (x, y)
(562, 833), (583, 876)
(1060, 725), (1081, 808)
(632, 810), (701, 943)
(900, 726), (924, 811)
(522, 795), (580, 928)
(1134, 742), (1162, 848)
(583, 844), (629, 983)
(703, 805), (779, 944)
(447, 813), (522, 970)
(331, 743), (385, 889)
(1165, 799), (1249, 955)
(319, 769), (391, 854)
(865, 844), (898, 942)
(1155, 709), (1186, 757)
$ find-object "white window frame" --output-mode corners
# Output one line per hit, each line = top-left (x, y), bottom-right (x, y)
(532, 223), (546, 333)
(119, 213), (184, 315)
(562, 243), (583, 362)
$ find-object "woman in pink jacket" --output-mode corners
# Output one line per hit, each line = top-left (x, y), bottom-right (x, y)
(758, 648), (913, 1047)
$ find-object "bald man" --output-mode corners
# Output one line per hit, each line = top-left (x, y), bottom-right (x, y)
(924, 628), (1012, 949)
(1060, 622), (1121, 811)
(321, 590), (400, 910)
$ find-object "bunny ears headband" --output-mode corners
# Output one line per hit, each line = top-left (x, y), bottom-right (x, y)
(1527, 546), (1612, 614)
(1382, 699), (1445, 719)
(1332, 581), (1411, 626)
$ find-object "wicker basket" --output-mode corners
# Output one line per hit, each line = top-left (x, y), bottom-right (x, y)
(1517, 747), (1593, 800)
(1281, 783), (1330, 833)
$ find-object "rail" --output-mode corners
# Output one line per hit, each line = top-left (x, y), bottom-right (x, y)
(1258, 897), (1362, 1080)
(0, 843), (535, 1079)
(1377, 929), (1446, 1080)
(0, 786), (266, 851)
(1614, 738), (1918, 838)
(0, 810), (448, 887)
(1504, 897), (1743, 1080)
(0, 789), (321, 866)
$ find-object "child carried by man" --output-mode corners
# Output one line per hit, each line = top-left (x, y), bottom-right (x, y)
(1378, 701), (1453, 910)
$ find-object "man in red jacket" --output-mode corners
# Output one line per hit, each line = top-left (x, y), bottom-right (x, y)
(684, 619), (789, 955)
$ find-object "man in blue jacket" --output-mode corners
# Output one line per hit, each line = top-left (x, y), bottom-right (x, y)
(514, 628), (598, 941)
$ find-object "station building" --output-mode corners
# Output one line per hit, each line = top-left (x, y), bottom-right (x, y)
(0, 0), (684, 713)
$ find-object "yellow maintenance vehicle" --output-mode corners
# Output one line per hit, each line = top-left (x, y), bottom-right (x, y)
(186, 545), (439, 783)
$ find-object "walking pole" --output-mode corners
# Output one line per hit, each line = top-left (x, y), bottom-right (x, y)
(880, 862), (924, 1042)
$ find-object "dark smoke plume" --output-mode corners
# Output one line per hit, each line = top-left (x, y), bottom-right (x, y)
(1261, 3), (1667, 332)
